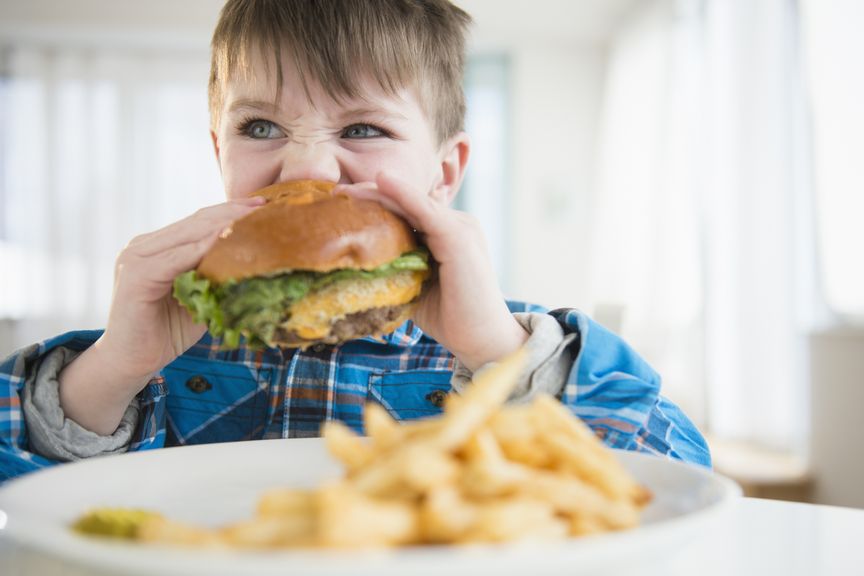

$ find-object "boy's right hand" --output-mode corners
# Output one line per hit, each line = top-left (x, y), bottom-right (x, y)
(57, 197), (264, 436)
(102, 196), (266, 379)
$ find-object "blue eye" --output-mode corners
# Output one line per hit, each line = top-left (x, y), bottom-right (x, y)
(239, 119), (285, 139)
(342, 124), (387, 139)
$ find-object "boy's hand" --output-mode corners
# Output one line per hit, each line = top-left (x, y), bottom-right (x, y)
(101, 196), (267, 379)
(337, 173), (529, 371)
(58, 197), (264, 436)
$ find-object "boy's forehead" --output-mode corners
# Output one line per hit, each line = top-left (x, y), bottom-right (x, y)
(222, 52), (420, 116)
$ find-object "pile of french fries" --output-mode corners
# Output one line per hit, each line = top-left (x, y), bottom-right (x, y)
(136, 350), (650, 548)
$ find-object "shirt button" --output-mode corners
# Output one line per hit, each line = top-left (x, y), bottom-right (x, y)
(425, 389), (448, 408)
(185, 375), (212, 394)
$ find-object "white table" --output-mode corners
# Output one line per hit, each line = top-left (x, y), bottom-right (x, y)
(649, 497), (864, 575)
(2, 497), (863, 575)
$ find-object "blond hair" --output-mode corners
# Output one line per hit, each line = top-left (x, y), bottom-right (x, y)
(209, 0), (472, 144)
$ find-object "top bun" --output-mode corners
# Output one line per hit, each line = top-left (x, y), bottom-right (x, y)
(197, 180), (419, 283)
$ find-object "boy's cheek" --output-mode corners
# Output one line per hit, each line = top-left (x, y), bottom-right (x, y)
(360, 153), (440, 198)
(222, 173), (279, 201)
(219, 150), (282, 200)
(217, 144), (437, 201)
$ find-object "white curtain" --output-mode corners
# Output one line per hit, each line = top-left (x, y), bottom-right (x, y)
(590, 0), (814, 450)
(800, 0), (864, 320)
(0, 42), (222, 352)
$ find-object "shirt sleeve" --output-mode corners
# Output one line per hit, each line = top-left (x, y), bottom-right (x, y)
(0, 330), (169, 483)
(549, 308), (711, 468)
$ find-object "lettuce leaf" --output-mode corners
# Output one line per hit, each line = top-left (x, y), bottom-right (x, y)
(172, 249), (429, 349)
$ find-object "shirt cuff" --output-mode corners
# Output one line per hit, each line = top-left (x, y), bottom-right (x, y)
(22, 346), (139, 461)
(450, 312), (577, 402)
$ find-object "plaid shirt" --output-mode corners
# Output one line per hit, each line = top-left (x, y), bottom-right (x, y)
(0, 302), (710, 482)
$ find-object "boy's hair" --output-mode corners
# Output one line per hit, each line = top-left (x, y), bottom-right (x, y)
(209, 0), (472, 144)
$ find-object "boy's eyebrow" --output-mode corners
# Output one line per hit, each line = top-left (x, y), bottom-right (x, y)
(339, 107), (409, 122)
(226, 99), (409, 122)
(227, 99), (281, 114)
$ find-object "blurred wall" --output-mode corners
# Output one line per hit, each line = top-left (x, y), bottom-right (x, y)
(508, 45), (604, 309)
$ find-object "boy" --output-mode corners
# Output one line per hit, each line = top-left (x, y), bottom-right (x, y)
(0, 0), (709, 481)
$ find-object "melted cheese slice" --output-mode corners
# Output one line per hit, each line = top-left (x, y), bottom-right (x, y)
(283, 270), (427, 340)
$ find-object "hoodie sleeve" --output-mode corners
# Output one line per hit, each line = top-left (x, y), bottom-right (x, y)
(549, 308), (711, 467)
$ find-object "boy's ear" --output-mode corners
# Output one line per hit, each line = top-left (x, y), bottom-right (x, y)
(210, 130), (222, 168)
(431, 132), (470, 205)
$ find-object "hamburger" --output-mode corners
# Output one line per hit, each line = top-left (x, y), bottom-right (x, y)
(173, 180), (430, 348)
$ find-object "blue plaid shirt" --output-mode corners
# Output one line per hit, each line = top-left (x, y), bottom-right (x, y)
(0, 302), (710, 482)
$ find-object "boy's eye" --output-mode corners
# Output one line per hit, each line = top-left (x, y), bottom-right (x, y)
(342, 124), (388, 139)
(240, 119), (285, 140)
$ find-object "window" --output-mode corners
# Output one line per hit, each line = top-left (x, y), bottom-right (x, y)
(461, 55), (511, 289)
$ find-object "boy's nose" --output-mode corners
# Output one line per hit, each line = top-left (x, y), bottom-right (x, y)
(278, 142), (341, 184)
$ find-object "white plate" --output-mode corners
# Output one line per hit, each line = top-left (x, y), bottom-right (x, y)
(0, 438), (740, 576)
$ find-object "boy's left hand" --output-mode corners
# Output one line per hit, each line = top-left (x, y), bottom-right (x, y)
(337, 173), (529, 371)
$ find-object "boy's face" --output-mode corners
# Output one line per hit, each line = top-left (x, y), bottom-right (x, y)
(211, 52), (461, 202)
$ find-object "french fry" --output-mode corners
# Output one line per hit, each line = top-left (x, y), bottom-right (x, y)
(257, 488), (317, 518)
(317, 482), (418, 547)
(487, 405), (555, 469)
(137, 516), (223, 547)
(351, 440), (459, 497)
(221, 515), (315, 548)
(431, 348), (526, 450)
(568, 515), (608, 537)
(321, 420), (374, 473)
(517, 470), (641, 531)
(530, 395), (641, 502)
(529, 395), (618, 464)
(363, 402), (403, 451)
(461, 498), (568, 543)
(402, 414), (445, 439)
(419, 485), (478, 543)
(460, 428), (505, 463)
(460, 430), (533, 498)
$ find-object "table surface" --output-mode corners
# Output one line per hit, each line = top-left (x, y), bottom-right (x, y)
(2, 497), (863, 575)
(647, 497), (864, 576)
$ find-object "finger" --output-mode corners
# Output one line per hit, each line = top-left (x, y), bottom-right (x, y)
(334, 182), (411, 223)
(157, 234), (222, 281)
(373, 172), (447, 235)
(127, 229), (224, 286)
(334, 177), (438, 232)
(130, 198), (264, 257)
(142, 198), (265, 251)
(333, 181), (376, 197)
